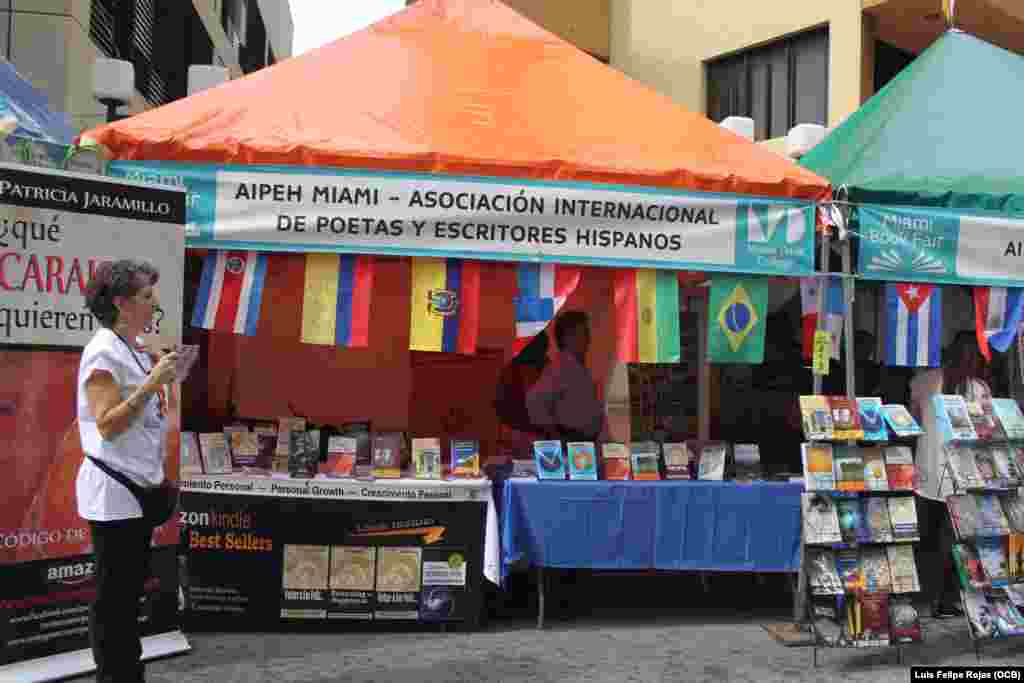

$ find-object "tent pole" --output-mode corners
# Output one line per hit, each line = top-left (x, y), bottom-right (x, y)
(842, 239), (856, 401)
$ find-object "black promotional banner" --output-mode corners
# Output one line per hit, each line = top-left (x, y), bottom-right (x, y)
(180, 492), (487, 629)
(0, 547), (179, 666)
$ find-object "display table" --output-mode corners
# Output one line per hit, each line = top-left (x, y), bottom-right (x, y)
(179, 475), (498, 631)
(500, 479), (803, 627)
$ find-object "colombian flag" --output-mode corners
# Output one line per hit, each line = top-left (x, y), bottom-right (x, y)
(300, 253), (374, 347)
(409, 258), (480, 354)
(613, 268), (680, 363)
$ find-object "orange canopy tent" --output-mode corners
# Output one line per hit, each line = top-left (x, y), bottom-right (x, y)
(83, 0), (828, 201)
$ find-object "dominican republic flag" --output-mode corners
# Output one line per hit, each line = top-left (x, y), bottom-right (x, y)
(512, 263), (581, 354)
(191, 251), (269, 335)
(885, 283), (942, 367)
(799, 277), (845, 360)
(973, 286), (1024, 361)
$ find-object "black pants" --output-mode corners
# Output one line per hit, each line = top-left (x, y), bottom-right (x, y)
(916, 496), (959, 608)
(89, 518), (153, 683)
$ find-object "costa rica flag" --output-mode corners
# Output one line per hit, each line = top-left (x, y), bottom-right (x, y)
(191, 250), (268, 335)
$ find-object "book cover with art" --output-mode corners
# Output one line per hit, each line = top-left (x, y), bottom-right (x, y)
(882, 404), (923, 437)
(631, 441), (662, 481)
(799, 395), (834, 441)
(372, 432), (404, 479)
(862, 448), (888, 491)
(198, 432), (232, 475)
(289, 429), (320, 479)
(836, 548), (864, 593)
(223, 424), (250, 466)
(990, 598), (1024, 637)
(807, 549), (843, 596)
(802, 443), (835, 491)
(419, 548), (468, 622)
(866, 497), (893, 543)
(802, 493), (842, 545)
(889, 597), (922, 643)
(933, 394), (978, 442)
(948, 495), (980, 538)
(229, 430), (260, 468)
(952, 543), (988, 591)
(860, 593), (890, 646)
(829, 396), (864, 441)
(947, 445), (985, 490)
(281, 544), (330, 619)
(732, 443), (762, 481)
(375, 547), (422, 620)
(833, 446), (865, 492)
(977, 537), (1010, 586)
(857, 398), (888, 442)
(1011, 446), (1024, 484)
(992, 398), (1024, 441)
(964, 590), (997, 639)
(662, 442), (691, 480)
(450, 439), (481, 478)
(1002, 495), (1024, 533)
(861, 547), (892, 593)
(973, 447), (1008, 489)
(533, 440), (566, 480)
(327, 546), (376, 620)
(340, 421), (373, 478)
(276, 416), (307, 457)
(411, 438), (442, 480)
(180, 431), (204, 477)
(977, 494), (1011, 535)
(1008, 534), (1024, 580)
(324, 436), (357, 478)
(601, 443), (630, 480)
(883, 446), (915, 490)
(836, 498), (869, 544)
(886, 544), (920, 593)
(990, 446), (1020, 488)
(887, 496), (919, 540)
(967, 399), (1006, 442)
(567, 442), (598, 481)
(254, 424), (278, 470)
(697, 442), (727, 481)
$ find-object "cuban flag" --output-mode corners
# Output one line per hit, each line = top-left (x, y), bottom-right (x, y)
(191, 251), (268, 335)
(885, 283), (942, 367)
(512, 263), (581, 354)
(973, 286), (1024, 361)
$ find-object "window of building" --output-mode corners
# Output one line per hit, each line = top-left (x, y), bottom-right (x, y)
(874, 40), (914, 94)
(706, 27), (829, 141)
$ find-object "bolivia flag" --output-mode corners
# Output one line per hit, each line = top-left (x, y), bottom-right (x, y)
(409, 257), (480, 354)
(300, 253), (374, 347)
(614, 268), (680, 363)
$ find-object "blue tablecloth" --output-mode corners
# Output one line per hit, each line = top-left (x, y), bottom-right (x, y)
(500, 479), (802, 580)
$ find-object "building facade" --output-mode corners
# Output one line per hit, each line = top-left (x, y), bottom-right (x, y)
(610, 0), (1024, 147)
(1, 0), (293, 133)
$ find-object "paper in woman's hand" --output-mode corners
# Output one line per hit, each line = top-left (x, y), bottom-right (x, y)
(174, 345), (200, 382)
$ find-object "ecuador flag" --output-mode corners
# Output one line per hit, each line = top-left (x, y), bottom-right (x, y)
(614, 268), (680, 363)
(409, 258), (480, 354)
(300, 253), (374, 347)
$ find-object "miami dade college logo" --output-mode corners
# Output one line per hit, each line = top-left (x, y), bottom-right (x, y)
(427, 289), (458, 317)
(746, 204), (806, 245)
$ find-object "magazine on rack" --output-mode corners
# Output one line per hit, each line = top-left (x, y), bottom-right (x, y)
(882, 404), (923, 438)
(857, 398), (888, 442)
(199, 432), (232, 475)
(802, 443), (835, 491)
(411, 438), (442, 480)
(601, 443), (630, 480)
(450, 439), (481, 478)
(860, 593), (890, 646)
(288, 429), (320, 479)
(887, 496), (919, 540)
(933, 395), (978, 442)
(697, 442), (727, 481)
(833, 446), (865, 492)
(836, 548), (864, 593)
(229, 431), (260, 469)
(973, 447), (1005, 489)
(807, 549), (843, 595)
(953, 543), (988, 591)
(1003, 494), (1024, 533)
(964, 590), (997, 639)
(990, 598), (1024, 637)
(865, 497), (894, 543)
(324, 436), (357, 478)
(829, 397), (864, 441)
(802, 492), (842, 545)
(889, 597), (922, 643)
(732, 444), (762, 481)
(976, 536), (1009, 586)
(861, 547), (892, 593)
(967, 399), (1006, 442)
(947, 445), (985, 490)
(991, 398), (1024, 441)
(533, 440), (566, 480)
(884, 446), (915, 490)
(862, 448), (888, 491)
(662, 442), (691, 480)
(276, 416), (307, 458)
(990, 446), (1020, 488)
(1011, 446), (1024, 484)
(372, 432), (404, 479)
(567, 442), (598, 481)
(180, 431), (204, 476)
(799, 395), (834, 441)
(836, 498), (869, 545)
(977, 494), (1011, 535)
(254, 424), (277, 470)
(886, 544), (920, 593)
(631, 442), (662, 481)
(1009, 534), (1024, 580)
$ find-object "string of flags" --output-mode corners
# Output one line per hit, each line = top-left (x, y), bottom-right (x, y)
(188, 250), (1024, 368)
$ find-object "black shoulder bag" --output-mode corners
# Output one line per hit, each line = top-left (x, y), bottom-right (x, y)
(87, 332), (179, 527)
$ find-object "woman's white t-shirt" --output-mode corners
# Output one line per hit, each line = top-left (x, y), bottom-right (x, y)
(75, 328), (167, 521)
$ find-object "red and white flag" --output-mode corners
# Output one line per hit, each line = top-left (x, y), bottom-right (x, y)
(190, 251), (269, 335)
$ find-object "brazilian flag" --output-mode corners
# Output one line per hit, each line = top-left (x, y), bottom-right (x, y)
(707, 275), (768, 364)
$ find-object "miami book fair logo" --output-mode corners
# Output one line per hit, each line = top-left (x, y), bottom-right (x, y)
(736, 202), (813, 273)
(859, 207), (958, 279)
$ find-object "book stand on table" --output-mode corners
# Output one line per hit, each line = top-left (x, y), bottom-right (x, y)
(938, 448), (1024, 662)
(799, 436), (923, 668)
